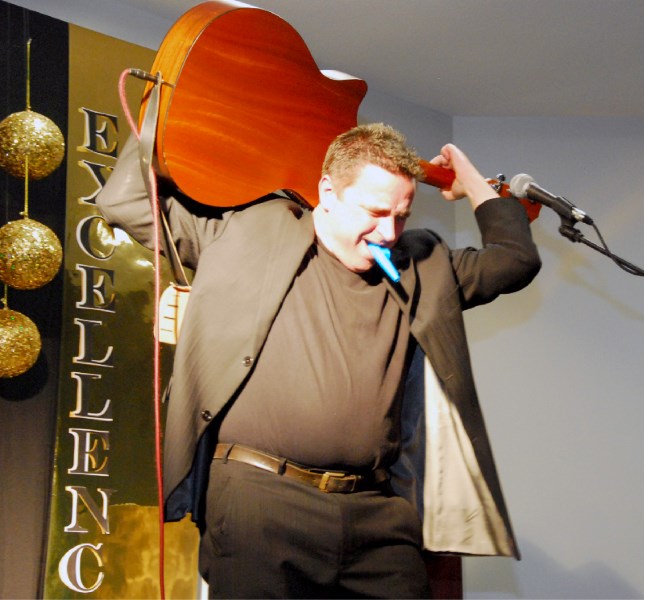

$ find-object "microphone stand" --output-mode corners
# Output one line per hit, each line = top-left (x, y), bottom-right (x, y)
(557, 215), (643, 276)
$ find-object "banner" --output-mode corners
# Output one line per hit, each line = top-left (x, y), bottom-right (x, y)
(41, 22), (199, 599)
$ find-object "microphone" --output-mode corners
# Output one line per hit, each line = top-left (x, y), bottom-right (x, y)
(510, 173), (593, 225)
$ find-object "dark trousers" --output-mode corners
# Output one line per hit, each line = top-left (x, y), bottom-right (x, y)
(199, 459), (430, 599)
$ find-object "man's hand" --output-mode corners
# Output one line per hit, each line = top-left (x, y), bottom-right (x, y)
(430, 143), (499, 210)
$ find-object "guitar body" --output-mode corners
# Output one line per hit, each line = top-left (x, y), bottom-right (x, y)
(140, 0), (367, 207)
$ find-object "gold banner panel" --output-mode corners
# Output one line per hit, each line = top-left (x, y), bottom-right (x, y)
(43, 24), (199, 599)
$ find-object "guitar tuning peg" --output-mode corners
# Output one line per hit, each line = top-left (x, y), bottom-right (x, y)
(490, 173), (506, 193)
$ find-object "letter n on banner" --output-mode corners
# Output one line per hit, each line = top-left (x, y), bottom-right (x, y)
(42, 22), (199, 599)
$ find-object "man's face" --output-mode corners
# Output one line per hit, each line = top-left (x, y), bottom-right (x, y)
(317, 163), (416, 273)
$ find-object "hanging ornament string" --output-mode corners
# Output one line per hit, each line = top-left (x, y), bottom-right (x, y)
(23, 155), (29, 216)
(26, 38), (31, 110)
(24, 38), (31, 214)
(22, 53), (32, 216)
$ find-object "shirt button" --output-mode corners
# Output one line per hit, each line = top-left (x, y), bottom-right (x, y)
(201, 410), (213, 422)
(242, 356), (254, 367)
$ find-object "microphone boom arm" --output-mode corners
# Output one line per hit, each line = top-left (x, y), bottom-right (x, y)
(557, 216), (643, 276)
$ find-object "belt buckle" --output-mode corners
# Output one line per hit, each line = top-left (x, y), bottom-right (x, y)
(319, 471), (357, 493)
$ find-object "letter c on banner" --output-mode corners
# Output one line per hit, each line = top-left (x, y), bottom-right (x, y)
(58, 542), (105, 593)
(76, 214), (117, 261)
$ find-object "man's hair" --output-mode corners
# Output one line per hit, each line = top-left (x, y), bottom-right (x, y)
(321, 123), (424, 190)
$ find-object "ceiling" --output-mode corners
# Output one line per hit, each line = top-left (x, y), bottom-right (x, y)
(7, 0), (644, 118)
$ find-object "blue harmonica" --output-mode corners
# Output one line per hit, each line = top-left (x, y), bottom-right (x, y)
(368, 243), (400, 283)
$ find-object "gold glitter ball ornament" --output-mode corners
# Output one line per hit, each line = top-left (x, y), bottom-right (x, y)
(0, 308), (41, 378)
(0, 110), (65, 179)
(0, 218), (63, 289)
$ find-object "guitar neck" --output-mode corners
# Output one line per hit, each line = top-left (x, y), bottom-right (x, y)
(418, 159), (456, 189)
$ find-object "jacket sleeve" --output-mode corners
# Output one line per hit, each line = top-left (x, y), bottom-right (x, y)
(451, 196), (541, 309)
(96, 133), (225, 270)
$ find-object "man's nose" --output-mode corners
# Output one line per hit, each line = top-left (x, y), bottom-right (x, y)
(377, 216), (396, 243)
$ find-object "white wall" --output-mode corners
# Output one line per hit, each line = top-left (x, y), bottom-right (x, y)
(453, 117), (643, 599)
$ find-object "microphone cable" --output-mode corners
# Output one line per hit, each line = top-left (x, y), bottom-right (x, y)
(118, 67), (166, 600)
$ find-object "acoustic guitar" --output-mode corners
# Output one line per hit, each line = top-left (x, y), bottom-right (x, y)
(139, 0), (370, 207)
(140, 0), (540, 221)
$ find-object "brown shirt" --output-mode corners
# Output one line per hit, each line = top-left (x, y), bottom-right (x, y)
(218, 239), (413, 470)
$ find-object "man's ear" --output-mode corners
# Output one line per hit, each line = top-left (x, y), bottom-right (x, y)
(317, 174), (335, 211)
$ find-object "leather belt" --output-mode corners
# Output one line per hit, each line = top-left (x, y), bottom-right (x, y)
(213, 443), (389, 493)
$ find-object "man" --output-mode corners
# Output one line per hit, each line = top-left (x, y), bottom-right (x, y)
(97, 123), (540, 598)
